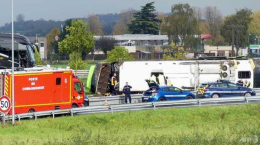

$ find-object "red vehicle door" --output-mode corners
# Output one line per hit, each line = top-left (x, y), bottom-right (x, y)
(53, 72), (63, 103)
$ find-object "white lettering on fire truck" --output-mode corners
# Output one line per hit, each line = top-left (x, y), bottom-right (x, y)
(28, 77), (38, 81)
(22, 86), (45, 91)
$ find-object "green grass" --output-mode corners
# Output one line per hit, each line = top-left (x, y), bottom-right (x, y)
(1, 104), (260, 144)
(50, 60), (100, 70)
(50, 64), (92, 70)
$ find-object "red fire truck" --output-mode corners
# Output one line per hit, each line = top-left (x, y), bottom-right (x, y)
(0, 67), (85, 114)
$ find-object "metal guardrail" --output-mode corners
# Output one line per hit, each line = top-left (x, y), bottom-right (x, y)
(89, 94), (143, 106)
(2, 96), (260, 121)
(72, 70), (89, 78)
(89, 88), (260, 106)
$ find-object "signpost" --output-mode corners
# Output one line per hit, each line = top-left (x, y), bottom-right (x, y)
(0, 96), (11, 125)
(0, 96), (11, 113)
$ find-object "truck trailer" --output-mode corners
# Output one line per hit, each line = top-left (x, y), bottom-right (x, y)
(0, 66), (85, 114)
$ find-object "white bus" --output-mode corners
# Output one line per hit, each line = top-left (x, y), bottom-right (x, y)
(119, 59), (255, 92)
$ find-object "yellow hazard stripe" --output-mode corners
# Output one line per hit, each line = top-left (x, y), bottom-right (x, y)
(5, 75), (9, 96)
(15, 102), (71, 108)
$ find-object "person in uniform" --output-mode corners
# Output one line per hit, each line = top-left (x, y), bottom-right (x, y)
(158, 74), (165, 86)
(244, 80), (250, 88)
(123, 82), (132, 103)
(165, 76), (172, 86)
(237, 80), (243, 87)
(110, 73), (117, 96)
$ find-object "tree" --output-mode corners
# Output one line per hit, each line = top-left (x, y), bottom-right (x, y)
(113, 9), (135, 35)
(45, 27), (60, 55)
(33, 45), (43, 65)
(59, 19), (72, 42)
(128, 2), (161, 34)
(105, 46), (134, 62)
(163, 43), (186, 60)
(95, 36), (117, 57)
(204, 6), (223, 44)
(156, 12), (166, 35)
(249, 10), (260, 37)
(193, 7), (203, 21)
(163, 3), (198, 46)
(87, 14), (103, 35)
(221, 9), (252, 55)
(59, 20), (94, 70)
(16, 14), (25, 22)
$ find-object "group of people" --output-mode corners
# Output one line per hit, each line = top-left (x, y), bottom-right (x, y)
(237, 80), (251, 88)
(110, 73), (173, 104)
(110, 73), (132, 104)
(150, 74), (172, 86)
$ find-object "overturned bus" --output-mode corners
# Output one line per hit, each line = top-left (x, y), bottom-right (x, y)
(0, 33), (36, 69)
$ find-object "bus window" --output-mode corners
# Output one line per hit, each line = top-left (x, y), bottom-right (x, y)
(238, 71), (251, 79)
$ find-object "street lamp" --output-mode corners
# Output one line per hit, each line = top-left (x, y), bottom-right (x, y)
(11, 0), (15, 125)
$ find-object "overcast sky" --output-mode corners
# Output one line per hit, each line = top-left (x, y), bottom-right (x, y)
(0, 0), (259, 26)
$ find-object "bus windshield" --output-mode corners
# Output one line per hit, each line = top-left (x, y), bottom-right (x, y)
(26, 44), (35, 62)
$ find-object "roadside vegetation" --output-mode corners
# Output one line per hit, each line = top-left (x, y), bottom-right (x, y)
(1, 104), (260, 144)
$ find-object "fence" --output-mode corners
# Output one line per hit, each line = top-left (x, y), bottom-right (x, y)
(73, 70), (89, 78)
(2, 96), (260, 121)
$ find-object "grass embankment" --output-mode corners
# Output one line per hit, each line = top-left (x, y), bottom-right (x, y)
(1, 104), (260, 144)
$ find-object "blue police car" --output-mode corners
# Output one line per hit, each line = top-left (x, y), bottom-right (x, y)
(196, 80), (256, 98)
(142, 86), (195, 102)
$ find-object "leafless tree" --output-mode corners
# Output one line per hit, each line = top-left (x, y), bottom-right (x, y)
(203, 6), (223, 44)
(112, 9), (136, 35)
(87, 14), (103, 35)
(95, 36), (117, 57)
(193, 7), (203, 21)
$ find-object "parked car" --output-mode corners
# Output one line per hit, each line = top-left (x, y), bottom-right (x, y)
(142, 86), (195, 102)
(196, 80), (256, 98)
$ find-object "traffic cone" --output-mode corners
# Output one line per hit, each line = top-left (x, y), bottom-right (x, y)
(104, 97), (108, 105)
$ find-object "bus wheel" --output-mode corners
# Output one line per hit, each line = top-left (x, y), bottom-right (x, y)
(28, 109), (35, 113)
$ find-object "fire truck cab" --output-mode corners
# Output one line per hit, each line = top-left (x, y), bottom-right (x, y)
(0, 66), (85, 114)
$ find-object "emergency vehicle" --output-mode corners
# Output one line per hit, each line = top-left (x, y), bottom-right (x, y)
(0, 66), (85, 114)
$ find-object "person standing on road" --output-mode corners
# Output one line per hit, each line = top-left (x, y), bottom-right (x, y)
(110, 73), (117, 96)
(237, 80), (243, 87)
(123, 82), (132, 104)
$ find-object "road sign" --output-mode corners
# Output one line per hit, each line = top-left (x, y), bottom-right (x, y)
(0, 96), (11, 113)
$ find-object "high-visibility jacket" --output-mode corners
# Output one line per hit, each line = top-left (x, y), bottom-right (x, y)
(158, 75), (165, 86)
(244, 80), (250, 88)
(150, 75), (157, 83)
(166, 79), (172, 86)
(111, 76), (117, 86)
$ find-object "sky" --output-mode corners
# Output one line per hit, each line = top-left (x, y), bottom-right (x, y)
(0, 0), (259, 26)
